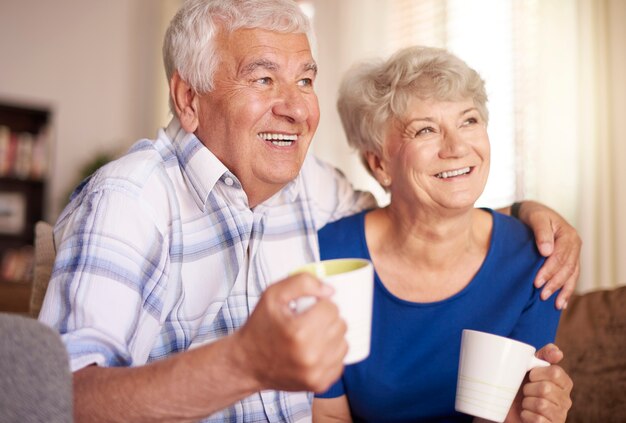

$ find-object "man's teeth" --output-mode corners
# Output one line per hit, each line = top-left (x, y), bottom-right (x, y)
(259, 133), (298, 146)
(436, 167), (471, 179)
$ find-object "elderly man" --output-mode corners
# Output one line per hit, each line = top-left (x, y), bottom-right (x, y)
(39, 0), (581, 421)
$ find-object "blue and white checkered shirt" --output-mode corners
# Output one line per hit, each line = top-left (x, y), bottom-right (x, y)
(39, 118), (375, 422)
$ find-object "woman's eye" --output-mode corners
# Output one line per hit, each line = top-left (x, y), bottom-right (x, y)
(463, 117), (478, 126)
(415, 127), (434, 137)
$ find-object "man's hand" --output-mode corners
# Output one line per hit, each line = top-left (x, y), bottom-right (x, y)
(515, 201), (582, 309)
(234, 273), (348, 393)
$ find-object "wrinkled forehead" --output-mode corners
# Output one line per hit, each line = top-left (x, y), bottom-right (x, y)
(392, 83), (480, 120)
(217, 28), (315, 68)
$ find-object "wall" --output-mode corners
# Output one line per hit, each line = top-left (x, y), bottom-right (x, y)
(0, 0), (173, 219)
(309, 0), (390, 205)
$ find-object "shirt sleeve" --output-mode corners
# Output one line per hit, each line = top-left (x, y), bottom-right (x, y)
(509, 287), (562, 350)
(39, 178), (173, 372)
(302, 154), (377, 230)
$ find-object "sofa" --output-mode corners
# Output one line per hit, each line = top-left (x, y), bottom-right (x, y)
(0, 312), (73, 422)
(555, 285), (626, 422)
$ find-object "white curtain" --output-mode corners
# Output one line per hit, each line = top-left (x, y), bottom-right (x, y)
(574, 0), (626, 291)
(524, 0), (626, 291)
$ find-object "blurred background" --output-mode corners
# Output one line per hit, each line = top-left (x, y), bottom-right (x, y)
(0, 0), (624, 294)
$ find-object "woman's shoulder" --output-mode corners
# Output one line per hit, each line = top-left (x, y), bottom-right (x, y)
(318, 209), (370, 260)
(492, 209), (534, 240)
(490, 209), (542, 260)
(319, 209), (368, 235)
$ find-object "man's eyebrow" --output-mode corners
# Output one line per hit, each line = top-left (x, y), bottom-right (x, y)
(240, 59), (318, 77)
(304, 62), (318, 75)
(241, 59), (278, 76)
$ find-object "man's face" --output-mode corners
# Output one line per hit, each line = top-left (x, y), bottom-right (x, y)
(194, 28), (320, 207)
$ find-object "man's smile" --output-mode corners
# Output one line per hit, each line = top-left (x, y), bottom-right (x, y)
(259, 132), (298, 146)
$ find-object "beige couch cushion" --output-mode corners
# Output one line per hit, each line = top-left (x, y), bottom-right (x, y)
(29, 221), (55, 319)
(555, 285), (626, 422)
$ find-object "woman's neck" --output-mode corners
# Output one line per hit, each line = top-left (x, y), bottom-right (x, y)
(365, 203), (492, 302)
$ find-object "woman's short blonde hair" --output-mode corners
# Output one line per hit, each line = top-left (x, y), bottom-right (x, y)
(337, 46), (488, 164)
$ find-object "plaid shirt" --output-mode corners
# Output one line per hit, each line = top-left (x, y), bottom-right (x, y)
(39, 118), (375, 422)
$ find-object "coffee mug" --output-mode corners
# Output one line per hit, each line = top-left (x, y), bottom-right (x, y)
(292, 258), (374, 364)
(455, 329), (550, 422)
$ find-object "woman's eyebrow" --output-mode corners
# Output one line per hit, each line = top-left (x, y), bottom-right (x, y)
(460, 107), (479, 116)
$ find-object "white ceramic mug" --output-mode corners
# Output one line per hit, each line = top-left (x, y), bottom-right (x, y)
(455, 329), (550, 422)
(292, 258), (374, 364)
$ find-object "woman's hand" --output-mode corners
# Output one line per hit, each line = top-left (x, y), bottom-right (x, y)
(517, 344), (573, 423)
(514, 201), (582, 309)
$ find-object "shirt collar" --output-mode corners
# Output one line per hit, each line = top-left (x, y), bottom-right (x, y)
(165, 117), (302, 209)
(166, 117), (227, 210)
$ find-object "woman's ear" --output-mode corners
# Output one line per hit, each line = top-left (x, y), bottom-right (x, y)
(365, 151), (391, 187)
(170, 72), (199, 132)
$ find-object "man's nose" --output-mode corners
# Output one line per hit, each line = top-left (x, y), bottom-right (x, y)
(272, 85), (309, 123)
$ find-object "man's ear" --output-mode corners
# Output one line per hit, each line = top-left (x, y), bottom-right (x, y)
(170, 72), (199, 133)
(365, 151), (391, 187)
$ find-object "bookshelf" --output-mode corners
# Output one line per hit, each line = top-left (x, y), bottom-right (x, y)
(0, 102), (51, 313)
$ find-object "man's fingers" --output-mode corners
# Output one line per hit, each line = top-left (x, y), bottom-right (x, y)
(534, 234), (580, 308)
(553, 262), (578, 309)
(529, 213), (555, 258)
(269, 273), (334, 312)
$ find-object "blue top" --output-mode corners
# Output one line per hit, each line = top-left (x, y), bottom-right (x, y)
(316, 209), (561, 422)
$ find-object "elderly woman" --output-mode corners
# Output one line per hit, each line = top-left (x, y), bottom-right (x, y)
(312, 46), (572, 422)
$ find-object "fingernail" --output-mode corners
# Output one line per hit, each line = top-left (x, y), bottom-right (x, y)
(541, 289), (552, 300)
(539, 242), (553, 256)
(562, 300), (568, 310)
(535, 278), (545, 288)
(320, 283), (334, 296)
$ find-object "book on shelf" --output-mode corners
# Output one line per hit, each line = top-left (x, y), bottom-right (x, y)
(0, 245), (34, 284)
(0, 124), (47, 181)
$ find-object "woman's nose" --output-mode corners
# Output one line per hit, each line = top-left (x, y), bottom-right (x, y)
(440, 130), (469, 157)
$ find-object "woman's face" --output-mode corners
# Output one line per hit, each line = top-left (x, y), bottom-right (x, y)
(381, 96), (490, 213)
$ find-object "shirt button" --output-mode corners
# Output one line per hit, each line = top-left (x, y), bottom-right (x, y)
(224, 177), (234, 186)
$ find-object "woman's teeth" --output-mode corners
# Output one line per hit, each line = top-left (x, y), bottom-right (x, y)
(436, 167), (471, 179)
(259, 133), (297, 146)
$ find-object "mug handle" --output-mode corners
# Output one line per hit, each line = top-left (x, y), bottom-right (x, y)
(289, 296), (317, 314)
(528, 355), (550, 370)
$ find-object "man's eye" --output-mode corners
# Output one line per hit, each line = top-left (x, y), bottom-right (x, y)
(256, 77), (272, 85)
(297, 78), (313, 87)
